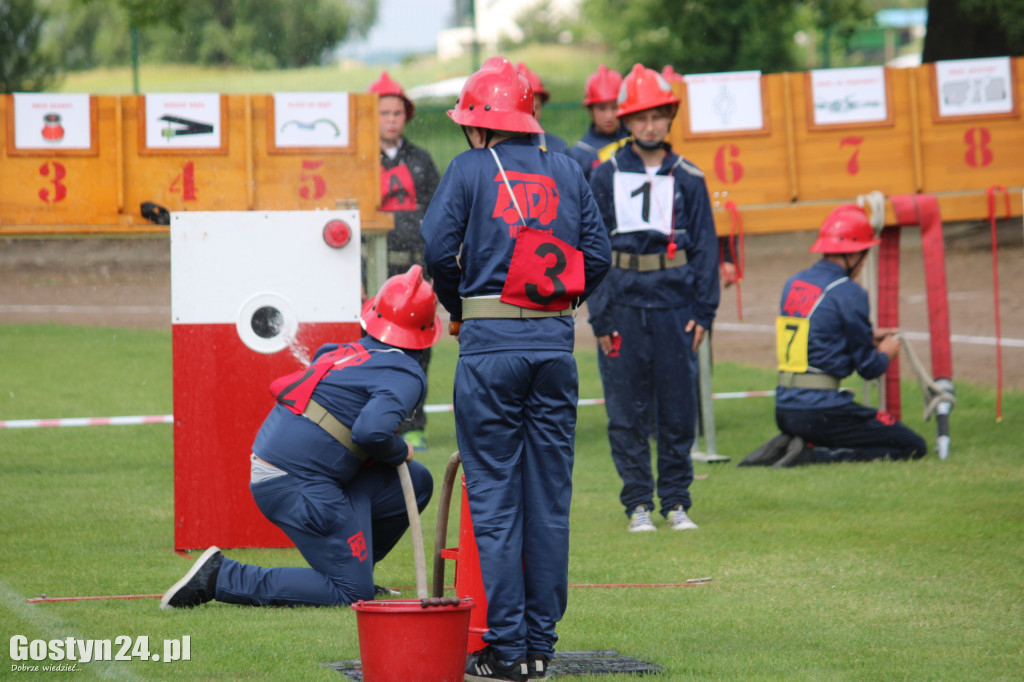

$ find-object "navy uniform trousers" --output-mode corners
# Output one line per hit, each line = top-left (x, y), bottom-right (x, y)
(214, 461), (432, 606)
(455, 350), (577, 660)
(596, 302), (697, 514)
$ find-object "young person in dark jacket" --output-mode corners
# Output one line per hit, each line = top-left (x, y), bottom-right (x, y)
(569, 64), (630, 181)
(587, 64), (721, 534)
(769, 204), (927, 467)
(368, 71), (441, 451)
(516, 61), (570, 156)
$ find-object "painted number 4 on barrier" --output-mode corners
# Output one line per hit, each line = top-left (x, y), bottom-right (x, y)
(170, 161), (197, 201)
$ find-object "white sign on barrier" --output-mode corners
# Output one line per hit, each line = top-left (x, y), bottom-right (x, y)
(810, 66), (889, 126)
(144, 93), (223, 150)
(12, 93), (92, 150)
(935, 56), (1014, 118)
(684, 70), (764, 134)
(273, 92), (350, 148)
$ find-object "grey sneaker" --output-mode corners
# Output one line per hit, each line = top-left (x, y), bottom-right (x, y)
(667, 505), (698, 531)
(739, 433), (793, 467)
(772, 436), (812, 468)
(160, 546), (223, 609)
(628, 506), (657, 532)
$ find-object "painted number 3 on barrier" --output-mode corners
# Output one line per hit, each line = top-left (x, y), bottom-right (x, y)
(38, 162), (67, 203)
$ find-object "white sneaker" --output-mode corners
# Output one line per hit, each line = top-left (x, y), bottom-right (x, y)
(628, 506), (657, 532)
(667, 506), (698, 531)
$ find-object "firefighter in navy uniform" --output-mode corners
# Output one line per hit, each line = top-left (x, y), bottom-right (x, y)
(368, 71), (441, 450)
(516, 61), (570, 156)
(421, 57), (611, 682)
(569, 64), (630, 181)
(767, 204), (927, 467)
(587, 64), (721, 534)
(160, 267), (442, 609)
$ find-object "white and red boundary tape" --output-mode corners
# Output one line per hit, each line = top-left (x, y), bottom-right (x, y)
(0, 415), (174, 429)
(25, 579), (714, 603)
(0, 394), (774, 430)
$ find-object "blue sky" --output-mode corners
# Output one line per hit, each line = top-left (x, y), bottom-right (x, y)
(340, 0), (454, 62)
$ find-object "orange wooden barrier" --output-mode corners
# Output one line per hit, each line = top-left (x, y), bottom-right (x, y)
(1, 93), (391, 234)
(670, 58), (1023, 234)
(1, 59), (1021, 236)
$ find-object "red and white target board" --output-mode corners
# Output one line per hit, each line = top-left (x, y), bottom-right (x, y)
(171, 210), (362, 550)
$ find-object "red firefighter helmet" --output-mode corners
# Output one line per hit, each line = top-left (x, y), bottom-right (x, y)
(661, 65), (683, 83)
(515, 62), (550, 103)
(368, 71), (415, 121)
(448, 57), (544, 134)
(583, 64), (623, 106)
(810, 204), (881, 253)
(616, 63), (680, 118)
(361, 265), (442, 349)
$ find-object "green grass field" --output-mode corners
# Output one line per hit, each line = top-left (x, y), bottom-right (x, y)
(1, 324), (1021, 680)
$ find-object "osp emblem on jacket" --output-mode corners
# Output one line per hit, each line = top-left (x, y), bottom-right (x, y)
(491, 171), (559, 237)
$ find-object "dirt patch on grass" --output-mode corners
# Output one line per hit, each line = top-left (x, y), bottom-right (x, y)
(2, 221), (1022, 391)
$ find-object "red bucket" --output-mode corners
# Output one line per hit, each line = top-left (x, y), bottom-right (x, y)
(351, 598), (474, 682)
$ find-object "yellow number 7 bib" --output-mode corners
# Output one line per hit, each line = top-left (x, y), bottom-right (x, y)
(776, 316), (810, 373)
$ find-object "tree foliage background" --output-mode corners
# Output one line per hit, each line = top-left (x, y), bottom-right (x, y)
(39, 0), (377, 71)
(4, 0), (1024, 95)
(1, 0), (58, 92)
(580, 0), (873, 74)
(922, 0), (1024, 62)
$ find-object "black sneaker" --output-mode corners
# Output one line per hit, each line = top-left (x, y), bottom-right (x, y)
(373, 584), (400, 597)
(465, 645), (528, 681)
(160, 546), (223, 609)
(526, 653), (550, 679)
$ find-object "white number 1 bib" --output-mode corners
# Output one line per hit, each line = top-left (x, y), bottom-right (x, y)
(613, 171), (673, 236)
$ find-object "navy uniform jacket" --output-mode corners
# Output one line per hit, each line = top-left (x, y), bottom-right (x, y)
(380, 137), (440, 255)
(421, 137), (611, 355)
(586, 143), (720, 337)
(531, 131), (570, 156)
(568, 125), (630, 181)
(252, 337), (425, 485)
(776, 259), (889, 410)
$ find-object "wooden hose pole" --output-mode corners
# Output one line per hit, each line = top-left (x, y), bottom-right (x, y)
(432, 452), (462, 598)
(396, 462), (428, 600)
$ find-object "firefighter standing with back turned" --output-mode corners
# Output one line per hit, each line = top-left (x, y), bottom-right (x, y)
(421, 56), (611, 682)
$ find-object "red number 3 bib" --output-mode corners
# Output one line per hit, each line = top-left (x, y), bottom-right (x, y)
(501, 226), (585, 311)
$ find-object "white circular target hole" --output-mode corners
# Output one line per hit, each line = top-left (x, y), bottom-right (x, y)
(237, 293), (299, 354)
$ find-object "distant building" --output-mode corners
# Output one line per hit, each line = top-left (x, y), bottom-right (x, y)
(438, 0), (581, 61)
